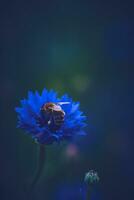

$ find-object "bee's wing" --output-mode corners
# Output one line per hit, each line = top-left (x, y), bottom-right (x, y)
(58, 102), (70, 105)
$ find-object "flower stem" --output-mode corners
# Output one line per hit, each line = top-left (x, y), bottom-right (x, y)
(28, 145), (46, 196)
(86, 187), (92, 200)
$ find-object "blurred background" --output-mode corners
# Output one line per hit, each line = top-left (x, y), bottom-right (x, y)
(0, 0), (134, 200)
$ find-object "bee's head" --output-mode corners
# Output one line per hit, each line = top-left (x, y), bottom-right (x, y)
(41, 102), (55, 113)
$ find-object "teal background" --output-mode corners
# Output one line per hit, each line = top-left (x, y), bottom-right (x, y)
(0, 0), (133, 200)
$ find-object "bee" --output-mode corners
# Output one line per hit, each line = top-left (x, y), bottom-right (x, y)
(40, 102), (69, 131)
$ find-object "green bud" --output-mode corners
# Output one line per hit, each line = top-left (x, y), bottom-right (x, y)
(84, 170), (99, 186)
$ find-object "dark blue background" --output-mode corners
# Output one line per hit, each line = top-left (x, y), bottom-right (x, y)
(0, 0), (134, 199)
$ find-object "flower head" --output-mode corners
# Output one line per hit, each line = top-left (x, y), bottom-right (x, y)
(15, 88), (86, 145)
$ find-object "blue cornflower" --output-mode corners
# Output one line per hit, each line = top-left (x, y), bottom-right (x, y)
(15, 88), (86, 145)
